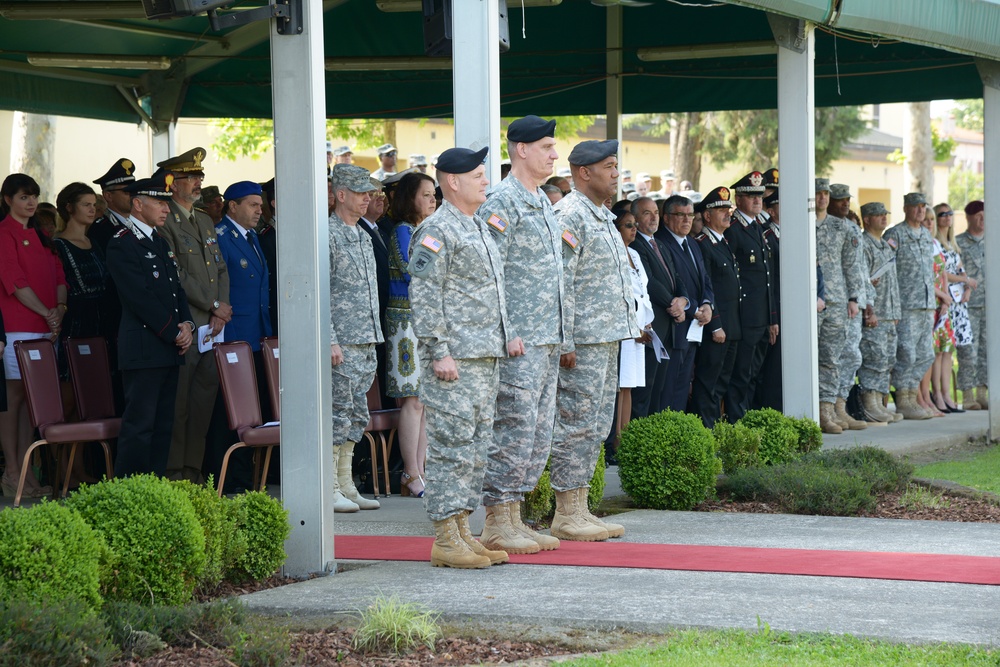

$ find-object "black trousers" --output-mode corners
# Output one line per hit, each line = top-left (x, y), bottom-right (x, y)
(661, 345), (697, 413)
(752, 335), (783, 411)
(631, 345), (667, 419)
(691, 337), (739, 428)
(724, 326), (770, 422)
(116, 365), (180, 477)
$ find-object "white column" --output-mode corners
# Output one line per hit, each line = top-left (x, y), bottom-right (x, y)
(976, 59), (1000, 437)
(606, 5), (623, 196)
(452, 0), (501, 184)
(770, 15), (818, 420)
(149, 122), (175, 166)
(270, 0), (335, 577)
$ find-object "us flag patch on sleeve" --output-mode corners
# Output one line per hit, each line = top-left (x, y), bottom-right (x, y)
(486, 214), (507, 233)
(561, 230), (578, 249)
(421, 235), (443, 253)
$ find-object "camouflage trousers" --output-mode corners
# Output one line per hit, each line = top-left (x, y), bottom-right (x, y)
(837, 312), (863, 399)
(422, 357), (499, 522)
(550, 342), (618, 491)
(817, 306), (847, 403)
(483, 344), (560, 506)
(858, 318), (898, 393)
(957, 306), (988, 390)
(330, 343), (376, 445)
(891, 309), (935, 390)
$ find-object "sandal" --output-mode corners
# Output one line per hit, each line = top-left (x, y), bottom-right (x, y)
(400, 471), (425, 498)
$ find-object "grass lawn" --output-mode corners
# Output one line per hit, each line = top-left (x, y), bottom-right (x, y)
(914, 446), (1000, 495)
(561, 627), (997, 666)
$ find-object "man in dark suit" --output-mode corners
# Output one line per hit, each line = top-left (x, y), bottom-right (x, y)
(628, 196), (689, 419)
(358, 178), (392, 408)
(723, 171), (778, 422)
(754, 186), (783, 411)
(661, 195), (714, 413)
(105, 171), (194, 477)
(692, 187), (742, 427)
(258, 178), (278, 335)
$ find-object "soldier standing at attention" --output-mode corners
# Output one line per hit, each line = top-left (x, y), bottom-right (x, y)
(477, 116), (566, 555)
(551, 140), (640, 542)
(157, 147), (231, 482)
(859, 202), (903, 423)
(956, 200), (987, 409)
(408, 146), (520, 569)
(884, 192), (937, 419)
(328, 164), (384, 513)
(814, 179), (864, 433)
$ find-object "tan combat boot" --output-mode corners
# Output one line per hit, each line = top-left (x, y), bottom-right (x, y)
(576, 487), (625, 538)
(963, 388), (982, 410)
(819, 402), (843, 434)
(455, 511), (509, 565)
(480, 503), (539, 555)
(976, 385), (989, 410)
(511, 501), (560, 551)
(332, 444), (360, 513)
(338, 441), (380, 510)
(835, 397), (867, 430)
(883, 393), (904, 422)
(860, 390), (890, 425)
(896, 389), (931, 420)
(551, 488), (609, 541)
(430, 516), (492, 569)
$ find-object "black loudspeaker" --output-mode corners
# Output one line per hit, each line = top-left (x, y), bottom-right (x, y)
(422, 0), (510, 57)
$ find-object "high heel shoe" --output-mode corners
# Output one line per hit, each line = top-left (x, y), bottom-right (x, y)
(400, 471), (425, 498)
(0, 476), (17, 498)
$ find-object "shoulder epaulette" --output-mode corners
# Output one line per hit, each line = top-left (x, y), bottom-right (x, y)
(113, 227), (129, 239)
(215, 224), (225, 234)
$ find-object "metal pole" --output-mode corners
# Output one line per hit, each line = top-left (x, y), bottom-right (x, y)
(976, 58), (1000, 439)
(149, 122), (175, 166)
(606, 5), (622, 197)
(771, 15), (818, 420)
(270, 0), (336, 577)
(452, 0), (501, 184)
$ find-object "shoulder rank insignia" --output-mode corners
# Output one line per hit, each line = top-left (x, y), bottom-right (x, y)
(114, 228), (128, 238)
(420, 235), (443, 253)
(486, 214), (507, 234)
(561, 230), (578, 249)
(214, 224), (225, 235)
(167, 250), (176, 259)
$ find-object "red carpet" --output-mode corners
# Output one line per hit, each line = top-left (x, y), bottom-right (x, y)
(334, 535), (1000, 586)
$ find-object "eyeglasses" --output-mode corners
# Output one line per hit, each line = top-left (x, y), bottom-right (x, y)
(619, 223), (637, 229)
(936, 211), (954, 217)
(669, 212), (696, 220)
(174, 175), (204, 182)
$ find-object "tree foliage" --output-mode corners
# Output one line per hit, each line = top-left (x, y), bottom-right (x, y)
(949, 166), (984, 210)
(211, 118), (393, 161)
(952, 98), (984, 132)
(887, 125), (956, 166)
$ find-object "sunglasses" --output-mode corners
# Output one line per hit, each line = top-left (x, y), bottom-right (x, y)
(936, 211), (954, 217)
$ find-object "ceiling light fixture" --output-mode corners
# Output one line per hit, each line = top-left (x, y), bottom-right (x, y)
(26, 54), (173, 70)
(376, 0), (560, 11)
(638, 41), (778, 62)
(1, 2), (146, 20)
(324, 57), (452, 71)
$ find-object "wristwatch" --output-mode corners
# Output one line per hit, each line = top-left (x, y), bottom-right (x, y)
(212, 300), (220, 311)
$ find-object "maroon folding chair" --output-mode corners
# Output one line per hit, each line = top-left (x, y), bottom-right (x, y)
(364, 376), (399, 498)
(213, 341), (279, 496)
(13, 338), (116, 507)
(260, 336), (281, 421)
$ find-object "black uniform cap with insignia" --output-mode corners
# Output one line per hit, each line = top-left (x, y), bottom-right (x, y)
(567, 139), (618, 167)
(435, 146), (489, 174)
(506, 115), (557, 144)
(156, 146), (207, 176)
(763, 192), (779, 207)
(261, 178), (275, 203)
(698, 186), (736, 213)
(731, 171), (766, 195)
(93, 157), (137, 190)
(762, 167), (779, 190)
(126, 168), (174, 201)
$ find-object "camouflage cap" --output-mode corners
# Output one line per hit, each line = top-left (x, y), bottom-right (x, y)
(329, 164), (376, 193)
(860, 202), (888, 217)
(815, 177), (830, 193)
(830, 183), (851, 200)
(903, 192), (927, 206)
(199, 185), (222, 202)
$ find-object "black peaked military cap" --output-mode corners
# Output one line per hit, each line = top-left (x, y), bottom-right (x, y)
(127, 168), (173, 200)
(567, 139), (618, 167)
(506, 115), (557, 143)
(731, 171), (766, 195)
(700, 186), (736, 211)
(763, 192), (779, 207)
(94, 157), (137, 190)
(435, 147), (489, 174)
(762, 167), (779, 189)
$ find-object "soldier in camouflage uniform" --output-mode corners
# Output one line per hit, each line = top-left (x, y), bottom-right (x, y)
(829, 185), (870, 430)
(883, 192), (937, 419)
(551, 139), (641, 542)
(814, 179), (864, 433)
(328, 164), (385, 513)
(858, 202), (903, 423)
(408, 146), (521, 569)
(956, 200), (987, 409)
(477, 116), (566, 555)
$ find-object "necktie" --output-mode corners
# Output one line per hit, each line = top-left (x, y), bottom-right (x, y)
(248, 229), (264, 265)
(649, 237), (674, 287)
(682, 238), (696, 269)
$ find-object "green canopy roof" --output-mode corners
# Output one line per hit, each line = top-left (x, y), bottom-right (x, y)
(0, 0), (992, 123)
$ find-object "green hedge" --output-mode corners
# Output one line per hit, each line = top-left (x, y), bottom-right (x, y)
(736, 408), (800, 466)
(226, 491), (290, 582)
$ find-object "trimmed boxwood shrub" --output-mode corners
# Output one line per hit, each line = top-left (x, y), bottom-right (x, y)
(712, 421), (762, 474)
(66, 475), (206, 606)
(618, 410), (721, 510)
(226, 491), (290, 582)
(169, 479), (236, 592)
(790, 416), (823, 454)
(0, 501), (109, 611)
(737, 408), (800, 465)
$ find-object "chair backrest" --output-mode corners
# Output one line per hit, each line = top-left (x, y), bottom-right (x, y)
(65, 337), (116, 420)
(260, 336), (280, 421)
(366, 375), (382, 413)
(14, 338), (65, 429)
(214, 341), (263, 430)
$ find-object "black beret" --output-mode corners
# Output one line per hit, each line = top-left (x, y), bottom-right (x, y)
(435, 146), (489, 174)
(567, 139), (618, 167)
(506, 115), (556, 143)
